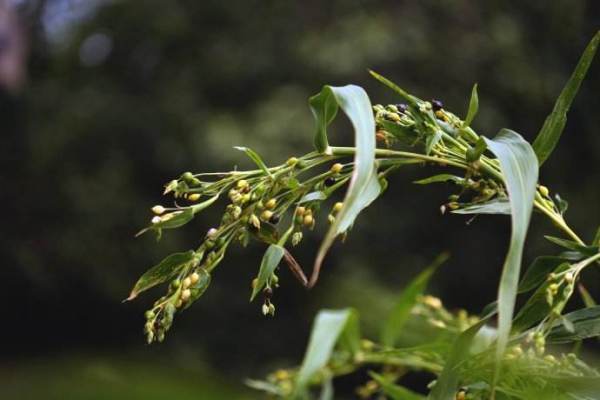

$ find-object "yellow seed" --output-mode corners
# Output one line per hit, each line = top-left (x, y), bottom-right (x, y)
(190, 272), (200, 284)
(265, 198), (277, 210)
(456, 390), (466, 400)
(274, 369), (290, 381)
(181, 289), (191, 301)
(176, 299), (183, 308)
(539, 185), (550, 197)
(303, 214), (314, 227)
(296, 206), (306, 216)
(152, 205), (166, 215)
(261, 210), (273, 221)
(187, 193), (201, 201)
(330, 163), (343, 174)
(182, 277), (192, 289)
(333, 202), (343, 212)
(251, 278), (259, 289)
(237, 179), (249, 189)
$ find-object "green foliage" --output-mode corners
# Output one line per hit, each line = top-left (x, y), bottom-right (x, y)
(482, 129), (539, 363)
(130, 32), (600, 398)
(532, 31), (600, 165)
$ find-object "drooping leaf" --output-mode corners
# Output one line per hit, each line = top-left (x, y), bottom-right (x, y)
(294, 309), (359, 396)
(463, 83), (479, 128)
(250, 244), (285, 301)
(127, 250), (196, 300)
(532, 31), (600, 165)
(234, 146), (272, 177)
(380, 253), (448, 347)
(483, 129), (539, 360)
(369, 372), (426, 400)
(451, 197), (511, 215)
(518, 256), (566, 293)
(429, 317), (491, 400)
(309, 85), (381, 287)
(547, 306), (600, 343)
(413, 174), (464, 185)
(578, 283), (597, 308)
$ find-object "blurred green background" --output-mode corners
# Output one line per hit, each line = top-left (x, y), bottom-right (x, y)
(1, 1), (599, 398)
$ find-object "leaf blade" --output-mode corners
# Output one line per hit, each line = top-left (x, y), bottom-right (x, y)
(483, 129), (539, 361)
(309, 85), (381, 287)
(532, 31), (600, 165)
(250, 244), (285, 301)
(127, 250), (196, 300)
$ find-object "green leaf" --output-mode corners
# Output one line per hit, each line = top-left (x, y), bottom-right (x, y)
(369, 372), (426, 400)
(518, 256), (566, 293)
(513, 262), (570, 331)
(547, 306), (600, 343)
(127, 250), (195, 300)
(379, 119), (417, 144)
(578, 284), (597, 308)
(482, 129), (539, 360)
(544, 235), (599, 256)
(430, 317), (491, 400)
(425, 130), (442, 155)
(593, 226), (600, 246)
(309, 88), (338, 153)
(451, 197), (511, 215)
(136, 195), (219, 238)
(532, 31), (600, 165)
(380, 253), (448, 347)
(413, 174), (464, 185)
(309, 85), (381, 287)
(299, 191), (327, 204)
(465, 137), (487, 163)
(234, 146), (272, 177)
(250, 244), (285, 301)
(463, 83), (479, 127)
(294, 309), (359, 396)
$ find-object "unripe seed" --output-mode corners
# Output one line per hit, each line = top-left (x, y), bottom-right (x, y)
(151, 216), (162, 224)
(187, 193), (201, 201)
(539, 185), (550, 197)
(144, 321), (154, 333)
(565, 271), (574, 283)
(286, 157), (298, 167)
(190, 272), (200, 284)
(265, 198), (277, 209)
(333, 202), (343, 212)
(182, 172), (194, 181)
(237, 179), (249, 189)
(292, 232), (303, 246)
(182, 277), (192, 289)
(181, 289), (191, 301)
(176, 299), (183, 308)
(207, 228), (218, 238)
(152, 205), (166, 215)
(262, 303), (269, 316)
(249, 214), (261, 229)
(145, 310), (155, 320)
(330, 163), (343, 174)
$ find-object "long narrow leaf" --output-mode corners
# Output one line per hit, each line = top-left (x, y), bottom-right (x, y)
(294, 309), (359, 396)
(532, 31), (600, 165)
(369, 372), (426, 400)
(309, 85), (381, 287)
(381, 253), (448, 347)
(483, 129), (538, 361)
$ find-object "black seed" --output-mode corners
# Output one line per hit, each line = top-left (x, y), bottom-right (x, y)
(324, 177), (336, 187)
(270, 214), (280, 224)
(395, 103), (408, 113)
(263, 287), (273, 297)
(431, 99), (443, 111)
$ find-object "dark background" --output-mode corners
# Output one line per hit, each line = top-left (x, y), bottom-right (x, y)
(1, 1), (599, 398)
